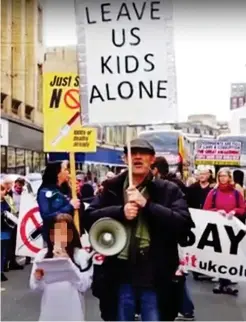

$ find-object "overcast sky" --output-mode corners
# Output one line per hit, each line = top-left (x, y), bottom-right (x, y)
(43, 0), (246, 122)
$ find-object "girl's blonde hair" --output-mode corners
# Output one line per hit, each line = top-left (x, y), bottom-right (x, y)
(216, 167), (233, 184)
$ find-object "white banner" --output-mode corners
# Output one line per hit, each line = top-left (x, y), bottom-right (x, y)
(75, 0), (178, 125)
(16, 194), (246, 281)
(15, 194), (104, 265)
(183, 209), (246, 282)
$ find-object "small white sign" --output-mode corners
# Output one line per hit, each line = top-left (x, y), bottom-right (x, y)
(0, 118), (9, 146)
(75, 0), (177, 125)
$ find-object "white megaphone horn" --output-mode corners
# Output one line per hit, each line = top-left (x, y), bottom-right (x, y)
(88, 217), (128, 256)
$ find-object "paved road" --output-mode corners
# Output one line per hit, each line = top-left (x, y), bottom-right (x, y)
(1, 266), (246, 321)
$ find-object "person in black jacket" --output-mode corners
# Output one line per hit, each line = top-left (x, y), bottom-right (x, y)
(151, 156), (196, 320)
(187, 168), (213, 211)
(84, 139), (194, 321)
(187, 168), (213, 282)
(151, 156), (187, 196)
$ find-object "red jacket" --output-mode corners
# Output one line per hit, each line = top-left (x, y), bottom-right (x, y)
(203, 186), (245, 217)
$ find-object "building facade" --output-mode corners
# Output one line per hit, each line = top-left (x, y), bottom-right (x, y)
(229, 83), (246, 133)
(1, 0), (45, 175)
(230, 83), (246, 111)
(138, 114), (230, 141)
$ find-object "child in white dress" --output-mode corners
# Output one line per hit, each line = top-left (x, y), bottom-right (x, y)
(30, 213), (93, 321)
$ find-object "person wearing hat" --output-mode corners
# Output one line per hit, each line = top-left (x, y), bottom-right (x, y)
(84, 138), (194, 321)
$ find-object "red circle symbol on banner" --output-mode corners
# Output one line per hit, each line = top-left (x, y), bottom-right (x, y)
(64, 89), (80, 109)
(20, 207), (42, 253)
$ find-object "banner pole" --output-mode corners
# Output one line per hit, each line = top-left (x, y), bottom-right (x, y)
(126, 126), (133, 187)
(69, 152), (80, 234)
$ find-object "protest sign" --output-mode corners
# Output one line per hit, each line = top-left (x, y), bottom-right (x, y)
(195, 140), (241, 166)
(43, 72), (97, 152)
(75, 0), (177, 125)
(15, 193), (43, 257)
(184, 209), (246, 282)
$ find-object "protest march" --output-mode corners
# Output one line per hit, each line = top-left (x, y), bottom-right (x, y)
(15, 193), (246, 282)
(2, 1), (246, 321)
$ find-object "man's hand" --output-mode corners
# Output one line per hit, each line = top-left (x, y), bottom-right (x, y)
(127, 187), (147, 208)
(70, 198), (80, 209)
(76, 181), (81, 195)
(124, 202), (139, 220)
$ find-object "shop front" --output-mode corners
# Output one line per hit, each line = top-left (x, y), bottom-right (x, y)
(1, 118), (45, 175)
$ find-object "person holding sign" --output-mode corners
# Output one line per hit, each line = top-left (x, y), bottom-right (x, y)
(37, 161), (82, 242)
(203, 167), (245, 296)
(84, 138), (194, 321)
(29, 213), (93, 321)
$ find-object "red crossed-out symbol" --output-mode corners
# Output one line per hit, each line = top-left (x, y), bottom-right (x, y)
(64, 89), (80, 109)
(20, 207), (42, 253)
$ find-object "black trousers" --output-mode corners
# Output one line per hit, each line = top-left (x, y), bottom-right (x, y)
(7, 226), (17, 264)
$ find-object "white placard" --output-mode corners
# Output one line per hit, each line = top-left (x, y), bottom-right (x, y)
(75, 0), (177, 125)
(36, 258), (81, 284)
(16, 194), (246, 281)
(183, 209), (246, 282)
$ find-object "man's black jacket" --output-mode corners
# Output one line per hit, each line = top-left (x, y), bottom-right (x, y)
(84, 171), (195, 321)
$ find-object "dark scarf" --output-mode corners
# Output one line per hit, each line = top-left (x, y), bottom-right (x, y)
(118, 173), (153, 260)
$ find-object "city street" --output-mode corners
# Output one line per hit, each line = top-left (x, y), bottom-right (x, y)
(1, 265), (246, 321)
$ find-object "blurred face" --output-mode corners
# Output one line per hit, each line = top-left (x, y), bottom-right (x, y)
(76, 180), (81, 194)
(58, 160), (70, 184)
(151, 166), (158, 177)
(0, 185), (6, 200)
(199, 170), (209, 183)
(218, 171), (230, 185)
(4, 180), (13, 191)
(14, 181), (24, 194)
(124, 149), (155, 176)
(176, 172), (182, 180)
(50, 221), (73, 248)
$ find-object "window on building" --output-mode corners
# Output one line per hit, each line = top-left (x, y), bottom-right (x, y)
(122, 127), (126, 144)
(25, 105), (34, 120)
(108, 127), (114, 145)
(38, 6), (43, 43)
(37, 64), (43, 112)
(1, 146), (7, 173)
(7, 147), (16, 173)
(33, 152), (40, 172)
(25, 150), (33, 172)
(240, 119), (246, 134)
(102, 127), (106, 142)
(40, 153), (46, 170)
(115, 126), (120, 145)
(12, 99), (21, 115)
(1, 93), (7, 110)
(16, 149), (25, 175)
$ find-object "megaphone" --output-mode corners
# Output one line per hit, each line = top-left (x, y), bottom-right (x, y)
(89, 217), (127, 256)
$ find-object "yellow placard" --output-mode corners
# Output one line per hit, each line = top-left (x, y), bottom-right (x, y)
(195, 160), (240, 166)
(43, 72), (97, 152)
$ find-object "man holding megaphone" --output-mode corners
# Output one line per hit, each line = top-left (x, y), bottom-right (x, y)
(84, 138), (194, 321)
